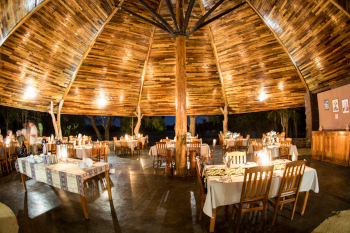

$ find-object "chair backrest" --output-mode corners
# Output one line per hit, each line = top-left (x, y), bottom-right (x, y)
(113, 137), (117, 141)
(0, 143), (6, 160)
(192, 138), (201, 143)
(156, 142), (167, 155)
(246, 135), (250, 140)
(120, 136), (125, 140)
(281, 132), (286, 137)
(195, 157), (205, 195)
(240, 165), (274, 203)
(257, 140), (263, 150)
(278, 160), (307, 196)
(100, 142), (107, 154)
(189, 141), (201, 155)
(281, 141), (291, 147)
(9, 141), (17, 156)
(162, 139), (171, 143)
(92, 143), (100, 161)
(120, 141), (127, 147)
(226, 151), (246, 164)
(62, 137), (68, 142)
(66, 143), (75, 158)
(286, 138), (292, 142)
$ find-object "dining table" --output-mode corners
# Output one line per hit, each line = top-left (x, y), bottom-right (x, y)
(202, 160), (319, 232)
(246, 143), (298, 158)
(114, 140), (139, 155)
(74, 145), (110, 159)
(15, 157), (114, 219)
(149, 143), (211, 159)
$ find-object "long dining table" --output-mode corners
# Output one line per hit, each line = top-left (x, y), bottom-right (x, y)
(202, 160), (319, 232)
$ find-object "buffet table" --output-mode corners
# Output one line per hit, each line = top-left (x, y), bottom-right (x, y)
(15, 158), (114, 219)
(202, 161), (319, 232)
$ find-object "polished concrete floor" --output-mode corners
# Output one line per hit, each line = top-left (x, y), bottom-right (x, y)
(0, 148), (349, 233)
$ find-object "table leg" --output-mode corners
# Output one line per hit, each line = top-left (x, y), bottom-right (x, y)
(210, 208), (217, 232)
(300, 191), (309, 215)
(131, 150), (133, 156)
(105, 170), (112, 200)
(80, 194), (89, 219)
(21, 173), (27, 191)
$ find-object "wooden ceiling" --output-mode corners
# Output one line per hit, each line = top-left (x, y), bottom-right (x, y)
(0, 0), (349, 116)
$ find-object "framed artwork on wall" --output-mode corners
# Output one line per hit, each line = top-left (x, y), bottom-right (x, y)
(332, 99), (339, 112)
(324, 99), (329, 110)
(342, 99), (349, 113)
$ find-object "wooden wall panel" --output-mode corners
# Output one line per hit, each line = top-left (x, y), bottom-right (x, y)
(63, 0), (159, 116)
(0, 0), (117, 112)
(249, 0), (350, 91)
(202, 0), (306, 113)
(140, 0), (224, 116)
(0, 0), (44, 45)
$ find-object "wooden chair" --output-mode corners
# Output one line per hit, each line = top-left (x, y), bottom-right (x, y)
(281, 132), (286, 137)
(120, 141), (130, 156)
(8, 141), (17, 171)
(0, 143), (9, 174)
(280, 141), (291, 159)
(156, 142), (167, 168)
(91, 143), (100, 162)
(24, 141), (30, 155)
(232, 165), (274, 232)
(134, 137), (142, 158)
(196, 157), (206, 220)
(62, 137), (68, 143)
(192, 138), (201, 143)
(286, 138), (292, 142)
(218, 134), (223, 146)
(113, 137), (117, 142)
(235, 138), (243, 151)
(205, 139), (216, 165)
(189, 141), (202, 164)
(241, 135), (250, 151)
(277, 136), (283, 143)
(100, 142), (108, 162)
(269, 160), (307, 225)
(162, 139), (171, 143)
(66, 143), (76, 159)
(226, 151), (246, 165)
(51, 140), (57, 154)
(246, 135), (250, 141)
(69, 135), (75, 141)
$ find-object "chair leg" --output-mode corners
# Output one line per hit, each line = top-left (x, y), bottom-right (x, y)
(9, 160), (12, 171)
(152, 155), (155, 168)
(199, 196), (205, 220)
(291, 194), (300, 220)
(259, 202), (267, 230)
(5, 162), (8, 173)
(272, 198), (280, 225)
(280, 197), (285, 210)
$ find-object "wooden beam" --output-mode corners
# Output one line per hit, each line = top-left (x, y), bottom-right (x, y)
(0, 0), (52, 47)
(117, 6), (172, 36)
(186, 0), (225, 37)
(61, 1), (125, 102)
(175, 0), (187, 177)
(220, 102), (228, 134)
(246, 0), (309, 91)
(183, 0), (196, 32)
(329, 0), (350, 19)
(137, 0), (175, 34)
(196, 2), (246, 32)
(137, 0), (163, 106)
(198, 0), (227, 104)
(189, 115), (197, 137)
(165, 0), (179, 31)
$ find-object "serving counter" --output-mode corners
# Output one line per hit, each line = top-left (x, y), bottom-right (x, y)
(312, 131), (350, 166)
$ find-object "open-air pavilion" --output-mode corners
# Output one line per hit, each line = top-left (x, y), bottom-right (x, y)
(0, 0), (350, 232)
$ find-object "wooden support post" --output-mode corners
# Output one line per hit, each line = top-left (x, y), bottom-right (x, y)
(190, 115), (196, 137)
(175, 0), (187, 177)
(49, 100), (64, 140)
(220, 102), (228, 134)
(304, 90), (319, 139)
(133, 106), (144, 135)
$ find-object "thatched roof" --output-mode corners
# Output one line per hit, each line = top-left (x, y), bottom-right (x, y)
(0, 0), (349, 116)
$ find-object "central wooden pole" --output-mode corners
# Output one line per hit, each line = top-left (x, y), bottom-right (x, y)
(175, 0), (187, 177)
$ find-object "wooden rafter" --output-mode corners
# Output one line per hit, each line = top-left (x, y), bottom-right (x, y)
(186, 0), (225, 37)
(246, 0), (309, 91)
(137, 0), (175, 34)
(164, 0), (179, 31)
(198, 0), (227, 104)
(183, 0), (196, 32)
(117, 6), (172, 37)
(60, 1), (125, 102)
(137, 0), (163, 106)
(0, 0), (51, 47)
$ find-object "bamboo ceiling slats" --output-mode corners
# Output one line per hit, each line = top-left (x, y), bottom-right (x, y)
(1, 0), (350, 116)
(0, 0), (116, 112)
(0, 0), (45, 45)
(203, 0), (305, 113)
(63, 0), (158, 116)
(249, 0), (350, 92)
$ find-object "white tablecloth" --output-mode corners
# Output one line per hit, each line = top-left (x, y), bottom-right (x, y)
(114, 140), (138, 151)
(74, 145), (110, 159)
(149, 144), (211, 157)
(202, 163), (319, 217)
